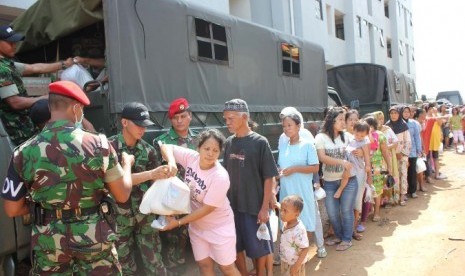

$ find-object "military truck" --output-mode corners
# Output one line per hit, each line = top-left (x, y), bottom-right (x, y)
(1, 0), (335, 274)
(327, 63), (417, 116)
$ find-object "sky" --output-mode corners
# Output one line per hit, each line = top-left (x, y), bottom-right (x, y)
(412, 1), (465, 100)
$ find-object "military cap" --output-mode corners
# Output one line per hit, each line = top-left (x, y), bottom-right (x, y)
(0, 25), (24, 42)
(49, 81), (90, 106)
(168, 97), (190, 119)
(122, 102), (154, 127)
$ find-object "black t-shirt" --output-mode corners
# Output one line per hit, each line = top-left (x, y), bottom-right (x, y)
(223, 132), (278, 215)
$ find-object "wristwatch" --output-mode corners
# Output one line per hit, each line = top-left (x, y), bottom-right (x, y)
(60, 60), (66, 70)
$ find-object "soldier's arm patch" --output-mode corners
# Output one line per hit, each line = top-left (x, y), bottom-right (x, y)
(0, 83), (20, 99)
(1, 158), (27, 201)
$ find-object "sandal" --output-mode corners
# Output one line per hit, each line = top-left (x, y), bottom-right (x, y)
(356, 224), (365, 233)
(336, 241), (352, 251)
(325, 237), (342, 246)
(352, 232), (363, 241)
(372, 215), (381, 222)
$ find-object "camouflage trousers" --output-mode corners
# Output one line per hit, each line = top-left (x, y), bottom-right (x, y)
(31, 214), (121, 276)
(159, 215), (189, 275)
(115, 205), (166, 275)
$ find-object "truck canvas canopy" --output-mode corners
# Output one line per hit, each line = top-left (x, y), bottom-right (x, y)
(327, 63), (416, 115)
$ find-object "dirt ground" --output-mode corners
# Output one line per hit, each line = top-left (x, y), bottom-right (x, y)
(16, 149), (465, 275)
(302, 149), (465, 276)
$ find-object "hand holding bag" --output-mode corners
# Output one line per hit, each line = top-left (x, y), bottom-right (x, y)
(139, 177), (191, 215)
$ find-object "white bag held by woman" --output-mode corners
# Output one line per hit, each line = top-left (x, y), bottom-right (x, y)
(139, 177), (191, 215)
(416, 158), (427, 173)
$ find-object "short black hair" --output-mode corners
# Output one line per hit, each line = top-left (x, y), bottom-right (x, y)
(197, 129), (226, 150)
(363, 116), (378, 130)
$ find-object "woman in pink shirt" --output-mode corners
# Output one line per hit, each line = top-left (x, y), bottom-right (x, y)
(161, 129), (240, 276)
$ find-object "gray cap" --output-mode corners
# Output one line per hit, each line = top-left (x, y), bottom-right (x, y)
(224, 99), (249, 113)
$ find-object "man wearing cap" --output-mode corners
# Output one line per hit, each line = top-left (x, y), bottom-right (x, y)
(155, 97), (196, 274)
(0, 25), (74, 145)
(222, 99), (279, 276)
(1, 80), (134, 274)
(109, 102), (176, 275)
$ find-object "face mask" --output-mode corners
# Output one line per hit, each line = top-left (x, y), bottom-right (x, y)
(73, 104), (84, 129)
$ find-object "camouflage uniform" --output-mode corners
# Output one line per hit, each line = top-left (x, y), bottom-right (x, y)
(2, 120), (123, 275)
(109, 133), (166, 275)
(0, 57), (38, 145)
(155, 127), (196, 274)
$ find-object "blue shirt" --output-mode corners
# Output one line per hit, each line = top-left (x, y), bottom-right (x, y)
(407, 120), (422, 157)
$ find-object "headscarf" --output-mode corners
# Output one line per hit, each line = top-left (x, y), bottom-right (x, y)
(400, 105), (411, 122)
(385, 105), (409, 134)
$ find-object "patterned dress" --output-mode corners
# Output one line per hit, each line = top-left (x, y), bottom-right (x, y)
(370, 131), (387, 196)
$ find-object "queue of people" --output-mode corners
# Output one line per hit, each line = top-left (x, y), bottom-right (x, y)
(2, 24), (465, 276)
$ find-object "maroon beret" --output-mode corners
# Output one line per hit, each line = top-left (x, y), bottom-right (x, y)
(168, 98), (190, 119)
(49, 81), (90, 106)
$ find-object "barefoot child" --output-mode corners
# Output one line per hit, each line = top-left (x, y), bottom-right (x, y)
(334, 122), (371, 199)
(280, 195), (309, 276)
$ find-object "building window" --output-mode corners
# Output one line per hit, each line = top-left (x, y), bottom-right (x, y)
(281, 43), (300, 77)
(404, 8), (409, 38)
(387, 38), (392, 58)
(384, 0), (389, 18)
(379, 29), (385, 47)
(356, 16), (362, 38)
(399, 40), (404, 55)
(195, 18), (229, 64)
(315, 0), (323, 20)
(335, 10), (345, 40)
(367, 0), (373, 16)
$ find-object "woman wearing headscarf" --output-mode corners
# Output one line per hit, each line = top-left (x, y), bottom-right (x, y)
(278, 107), (327, 258)
(386, 105), (412, 206)
(401, 106), (422, 198)
(371, 111), (399, 205)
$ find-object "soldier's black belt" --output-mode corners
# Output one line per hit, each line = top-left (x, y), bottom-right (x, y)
(43, 206), (100, 220)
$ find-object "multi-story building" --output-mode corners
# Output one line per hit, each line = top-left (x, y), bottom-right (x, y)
(1, 0), (414, 79)
(185, 0), (415, 79)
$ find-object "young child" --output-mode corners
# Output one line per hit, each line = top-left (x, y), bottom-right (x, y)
(334, 122), (371, 198)
(280, 195), (309, 276)
(450, 107), (465, 153)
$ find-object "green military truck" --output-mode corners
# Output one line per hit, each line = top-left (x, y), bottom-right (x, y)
(1, 0), (338, 274)
(327, 63), (417, 116)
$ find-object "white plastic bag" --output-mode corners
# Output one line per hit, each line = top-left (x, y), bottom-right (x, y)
(269, 210), (278, 242)
(364, 183), (375, 203)
(314, 184), (326, 200)
(151, 216), (168, 230)
(60, 64), (93, 89)
(139, 177), (191, 215)
(439, 142), (444, 153)
(256, 223), (271, 241)
(416, 158), (426, 173)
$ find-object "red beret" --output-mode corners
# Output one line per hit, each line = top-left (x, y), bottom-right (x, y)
(168, 98), (190, 119)
(49, 81), (90, 106)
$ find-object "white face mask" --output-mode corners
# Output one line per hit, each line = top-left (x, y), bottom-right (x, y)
(73, 104), (84, 129)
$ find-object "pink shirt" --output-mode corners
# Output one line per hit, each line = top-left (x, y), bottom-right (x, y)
(173, 146), (234, 234)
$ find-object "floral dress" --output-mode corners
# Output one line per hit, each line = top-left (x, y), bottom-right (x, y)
(370, 131), (387, 196)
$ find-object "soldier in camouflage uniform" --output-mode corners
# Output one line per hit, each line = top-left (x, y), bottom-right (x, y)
(1, 81), (134, 275)
(0, 25), (74, 145)
(109, 102), (177, 275)
(155, 97), (197, 275)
